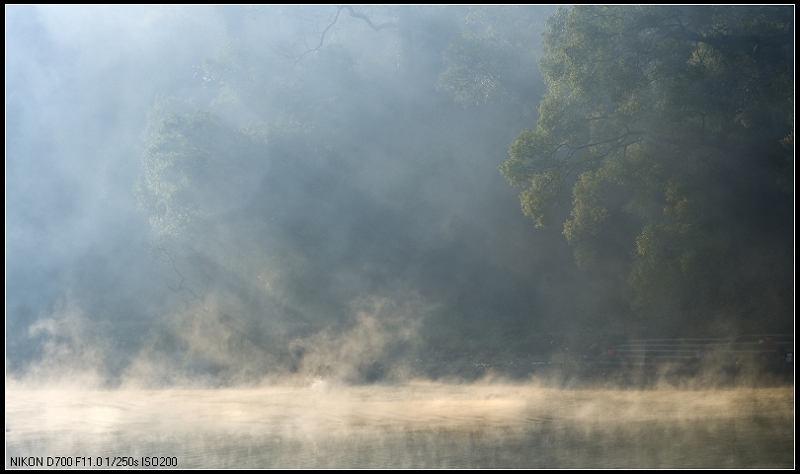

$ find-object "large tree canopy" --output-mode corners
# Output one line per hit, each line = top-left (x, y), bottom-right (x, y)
(437, 6), (555, 107)
(501, 6), (793, 334)
(129, 6), (584, 365)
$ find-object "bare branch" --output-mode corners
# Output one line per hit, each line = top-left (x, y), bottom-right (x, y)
(291, 6), (345, 65)
(149, 238), (201, 302)
(288, 6), (400, 66)
(341, 6), (399, 32)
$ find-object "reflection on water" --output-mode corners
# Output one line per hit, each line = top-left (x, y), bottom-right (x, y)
(6, 383), (794, 468)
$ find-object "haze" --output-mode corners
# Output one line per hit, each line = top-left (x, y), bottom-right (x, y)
(5, 6), (794, 468)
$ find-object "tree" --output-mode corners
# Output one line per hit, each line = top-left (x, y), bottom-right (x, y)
(437, 6), (555, 107)
(500, 6), (793, 334)
(135, 95), (268, 241)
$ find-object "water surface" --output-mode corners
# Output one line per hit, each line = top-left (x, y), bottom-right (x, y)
(6, 383), (794, 468)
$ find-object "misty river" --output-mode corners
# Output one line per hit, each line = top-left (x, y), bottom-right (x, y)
(6, 382), (794, 469)
(6, 6), (795, 469)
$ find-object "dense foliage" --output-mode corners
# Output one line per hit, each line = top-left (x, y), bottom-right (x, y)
(131, 6), (793, 362)
(501, 6), (793, 334)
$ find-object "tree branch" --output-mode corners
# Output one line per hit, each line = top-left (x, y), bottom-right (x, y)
(149, 239), (201, 302)
(290, 7), (346, 65)
(341, 6), (399, 31)
(288, 6), (400, 65)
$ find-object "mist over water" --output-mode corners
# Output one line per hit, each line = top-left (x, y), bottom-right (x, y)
(6, 384), (794, 468)
(6, 5), (794, 468)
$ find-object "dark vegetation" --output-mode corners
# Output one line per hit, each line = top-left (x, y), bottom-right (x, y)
(6, 6), (794, 384)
